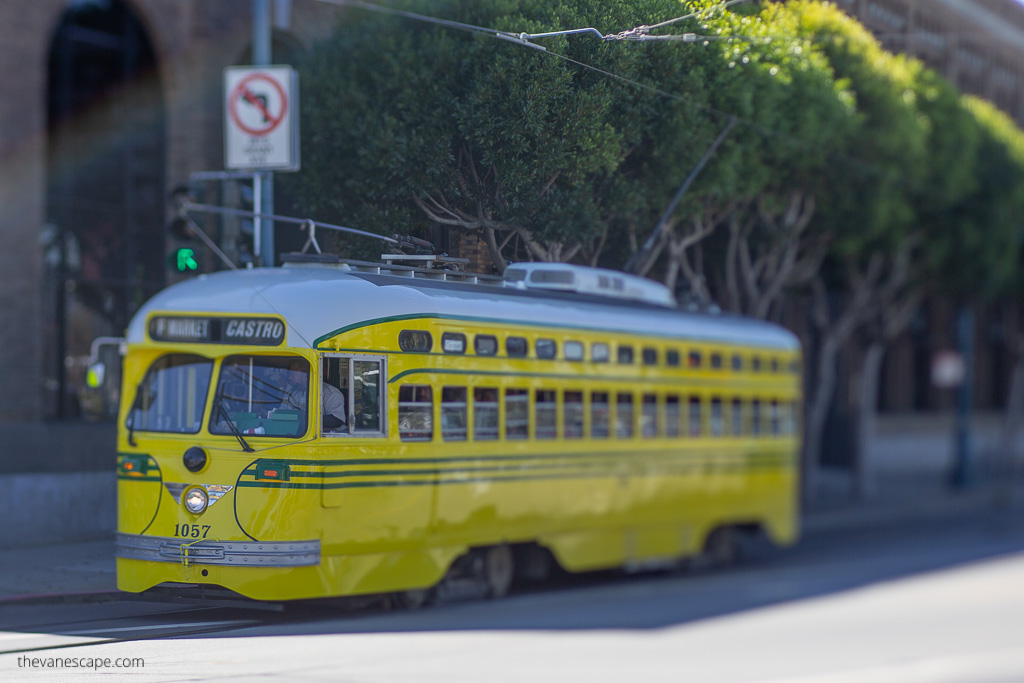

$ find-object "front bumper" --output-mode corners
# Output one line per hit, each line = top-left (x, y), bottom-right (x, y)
(115, 532), (320, 567)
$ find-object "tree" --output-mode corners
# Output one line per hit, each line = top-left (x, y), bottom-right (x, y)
(289, 0), (853, 276)
(959, 97), (1024, 484)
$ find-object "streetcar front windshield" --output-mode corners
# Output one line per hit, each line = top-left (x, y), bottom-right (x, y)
(129, 354), (213, 434)
(209, 356), (309, 438)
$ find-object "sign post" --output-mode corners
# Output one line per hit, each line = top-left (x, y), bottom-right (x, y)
(224, 64), (300, 265)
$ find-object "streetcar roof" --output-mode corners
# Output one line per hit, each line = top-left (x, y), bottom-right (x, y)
(126, 264), (800, 350)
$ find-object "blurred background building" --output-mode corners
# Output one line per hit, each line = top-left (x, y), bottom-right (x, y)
(0, 0), (342, 471)
(825, 0), (1024, 464)
(0, 0), (1022, 474)
(836, 0), (1024, 125)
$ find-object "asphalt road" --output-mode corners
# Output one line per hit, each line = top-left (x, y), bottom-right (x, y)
(2, 511), (1024, 682)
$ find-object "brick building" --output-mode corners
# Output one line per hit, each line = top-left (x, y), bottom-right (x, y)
(0, 0), (343, 471)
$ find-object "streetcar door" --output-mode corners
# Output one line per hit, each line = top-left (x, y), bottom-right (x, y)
(320, 353), (387, 511)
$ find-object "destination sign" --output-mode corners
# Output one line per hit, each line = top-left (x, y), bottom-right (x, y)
(149, 316), (286, 346)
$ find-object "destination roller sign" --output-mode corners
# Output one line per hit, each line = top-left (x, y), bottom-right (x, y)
(149, 316), (286, 346)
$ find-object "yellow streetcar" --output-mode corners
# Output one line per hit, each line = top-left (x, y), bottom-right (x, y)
(115, 256), (801, 602)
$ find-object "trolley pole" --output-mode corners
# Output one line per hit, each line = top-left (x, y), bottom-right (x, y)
(252, 0), (274, 267)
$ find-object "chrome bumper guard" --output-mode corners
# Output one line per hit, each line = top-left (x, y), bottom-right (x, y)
(115, 532), (320, 567)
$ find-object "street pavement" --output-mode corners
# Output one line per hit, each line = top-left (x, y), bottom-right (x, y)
(1, 469), (1020, 606)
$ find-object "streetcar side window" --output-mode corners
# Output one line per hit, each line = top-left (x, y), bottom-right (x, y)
(590, 391), (609, 438)
(475, 335), (498, 356)
(210, 355), (308, 438)
(642, 394), (658, 438)
(752, 399), (762, 436)
(711, 353), (723, 370)
(535, 339), (557, 360)
(711, 397), (724, 437)
(732, 354), (743, 371)
(322, 357), (349, 435)
(617, 345), (634, 364)
(642, 348), (658, 366)
(506, 336), (528, 358)
(688, 351), (702, 368)
(535, 389), (557, 439)
(351, 359), (383, 433)
(770, 399), (780, 436)
(616, 393), (634, 438)
(398, 385), (433, 441)
(732, 397), (744, 436)
(398, 330), (432, 352)
(665, 394), (681, 437)
(564, 391), (584, 439)
(131, 354), (213, 434)
(564, 341), (584, 361)
(666, 349), (681, 367)
(441, 332), (466, 354)
(592, 342), (610, 363)
(688, 396), (702, 436)
(505, 389), (529, 439)
(473, 387), (499, 440)
(441, 387), (468, 441)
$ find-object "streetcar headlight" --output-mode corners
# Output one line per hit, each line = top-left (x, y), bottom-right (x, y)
(183, 446), (207, 473)
(184, 487), (208, 514)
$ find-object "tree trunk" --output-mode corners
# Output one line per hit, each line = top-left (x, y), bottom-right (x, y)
(854, 341), (885, 501)
(803, 331), (842, 503)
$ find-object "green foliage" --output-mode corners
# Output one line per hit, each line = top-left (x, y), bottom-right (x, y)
(286, 0), (1024, 301)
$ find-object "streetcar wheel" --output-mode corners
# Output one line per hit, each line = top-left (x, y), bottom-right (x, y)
(483, 545), (515, 598)
(393, 587), (432, 610)
(704, 527), (737, 568)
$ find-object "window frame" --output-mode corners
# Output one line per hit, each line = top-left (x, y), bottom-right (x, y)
(506, 336), (528, 358)
(208, 354), (310, 439)
(564, 341), (584, 361)
(319, 353), (388, 438)
(617, 345), (634, 365)
(504, 388), (529, 439)
(474, 334), (498, 356)
(473, 386), (500, 441)
(535, 389), (558, 439)
(441, 332), (467, 354)
(441, 386), (468, 441)
(535, 338), (557, 360)
(133, 353), (214, 436)
(398, 330), (433, 353)
(398, 384), (434, 442)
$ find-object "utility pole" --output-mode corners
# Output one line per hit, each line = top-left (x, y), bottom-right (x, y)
(252, 0), (274, 267)
(950, 307), (975, 488)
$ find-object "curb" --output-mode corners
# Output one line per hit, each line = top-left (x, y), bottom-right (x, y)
(802, 484), (1024, 536)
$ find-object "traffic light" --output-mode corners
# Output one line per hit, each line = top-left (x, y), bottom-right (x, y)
(167, 184), (205, 279)
(173, 247), (199, 272)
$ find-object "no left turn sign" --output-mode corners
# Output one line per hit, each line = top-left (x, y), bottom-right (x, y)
(224, 65), (300, 171)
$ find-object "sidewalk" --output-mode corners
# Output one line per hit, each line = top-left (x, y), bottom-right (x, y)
(0, 537), (119, 604)
(2, 472), (1021, 606)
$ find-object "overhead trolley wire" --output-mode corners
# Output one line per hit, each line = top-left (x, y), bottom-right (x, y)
(311, 0), (946, 199)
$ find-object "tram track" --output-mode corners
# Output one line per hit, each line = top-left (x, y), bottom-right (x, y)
(0, 603), (272, 657)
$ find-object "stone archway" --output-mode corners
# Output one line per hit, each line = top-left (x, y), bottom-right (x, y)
(45, 0), (166, 419)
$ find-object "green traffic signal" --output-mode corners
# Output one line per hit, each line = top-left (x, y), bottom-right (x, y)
(175, 248), (198, 272)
